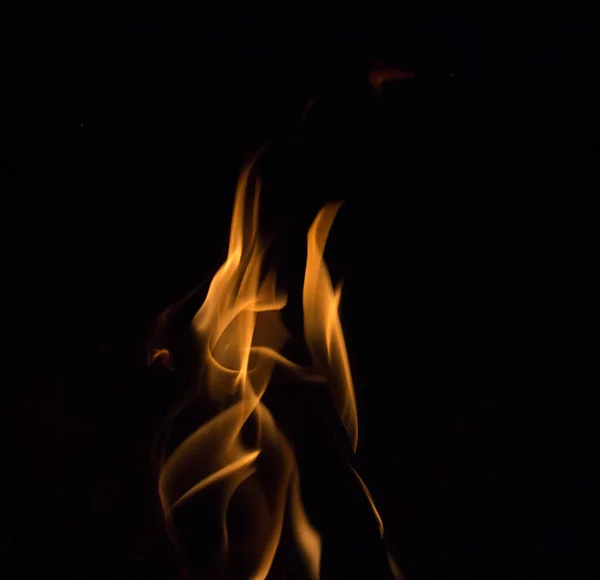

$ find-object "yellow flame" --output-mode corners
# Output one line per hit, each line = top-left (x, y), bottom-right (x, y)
(156, 153), (399, 579)
(303, 202), (358, 452)
(388, 552), (405, 580)
(349, 464), (384, 538)
(158, 157), (320, 580)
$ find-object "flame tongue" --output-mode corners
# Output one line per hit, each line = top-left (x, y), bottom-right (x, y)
(303, 202), (358, 452)
(158, 159), (320, 580)
(157, 153), (397, 579)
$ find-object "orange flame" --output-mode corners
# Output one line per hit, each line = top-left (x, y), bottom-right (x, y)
(303, 202), (358, 452)
(156, 152), (400, 579)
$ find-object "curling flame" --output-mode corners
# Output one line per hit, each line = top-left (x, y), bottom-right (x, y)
(156, 153), (399, 579)
(158, 159), (320, 579)
(303, 202), (358, 452)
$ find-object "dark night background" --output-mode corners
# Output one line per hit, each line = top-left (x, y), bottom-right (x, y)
(1, 5), (598, 580)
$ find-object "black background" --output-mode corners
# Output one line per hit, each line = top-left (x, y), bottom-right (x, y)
(1, 5), (598, 579)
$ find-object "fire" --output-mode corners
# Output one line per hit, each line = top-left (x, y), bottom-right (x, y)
(155, 153), (399, 579)
(303, 202), (358, 453)
(368, 61), (416, 92)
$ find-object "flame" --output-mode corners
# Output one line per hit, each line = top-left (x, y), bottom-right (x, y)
(303, 202), (358, 452)
(157, 158), (320, 579)
(156, 151), (399, 578)
(368, 61), (416, 92)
